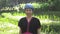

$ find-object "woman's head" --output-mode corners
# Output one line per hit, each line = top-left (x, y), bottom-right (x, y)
(24, 3), (34, 16)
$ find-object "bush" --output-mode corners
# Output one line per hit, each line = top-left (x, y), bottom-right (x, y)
(41, 22), (60, 34)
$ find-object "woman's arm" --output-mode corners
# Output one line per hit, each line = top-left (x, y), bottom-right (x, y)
(18, 18), (23, 34)
(36, 19), (41, 34)
(37, 28), (41, 34)
(18, 27), (22, 34)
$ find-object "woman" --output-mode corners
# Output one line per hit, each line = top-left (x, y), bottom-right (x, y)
(18, 3), (41, 34)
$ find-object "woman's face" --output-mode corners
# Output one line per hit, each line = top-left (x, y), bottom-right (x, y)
(25, 9), (33, 15)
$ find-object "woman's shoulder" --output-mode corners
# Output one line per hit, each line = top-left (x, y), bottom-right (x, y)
(19, 17), (26, 21)
(20, 17), (26, 20)
(32, 17), (39, 20)
(32, 17), (38, 19)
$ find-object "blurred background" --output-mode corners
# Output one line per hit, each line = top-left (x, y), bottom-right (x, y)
(0, 0), (60, 34)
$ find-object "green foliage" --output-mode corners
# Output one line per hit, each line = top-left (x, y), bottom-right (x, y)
(0, 11), (60, 34)
(0, 0), (60, 34)
(0, 22), (19, 34)
(41, 22), (60, 34)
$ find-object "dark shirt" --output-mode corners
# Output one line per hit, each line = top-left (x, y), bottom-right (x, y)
(18, 17), (41, 34)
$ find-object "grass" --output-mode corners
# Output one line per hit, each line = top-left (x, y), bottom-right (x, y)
(0, 11), (60, 34)
(0, 2), (60, 34)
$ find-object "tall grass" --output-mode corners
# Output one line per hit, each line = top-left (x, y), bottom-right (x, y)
(0, 11), (60, 34)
